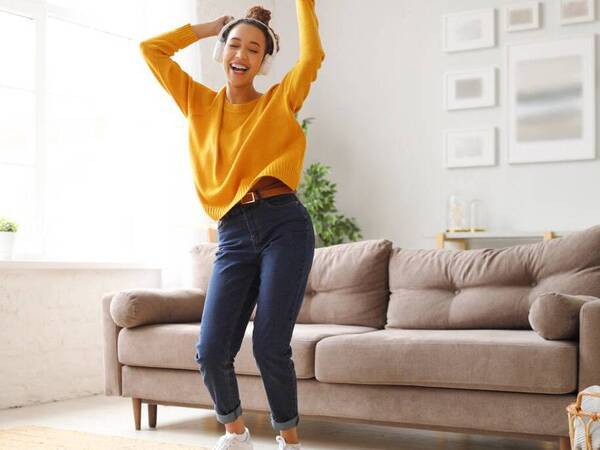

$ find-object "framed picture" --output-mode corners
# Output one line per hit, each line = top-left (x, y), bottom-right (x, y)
(442, 8), (496, 52)
(560, 0), (595, 24)
(444, 127), (497, 168)
(505, 2), (541, 31)
(506, 36), (596, 164)
(444, 67), (497, 110)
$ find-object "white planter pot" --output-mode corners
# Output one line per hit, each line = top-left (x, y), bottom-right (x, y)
(0, 231), (16, 259)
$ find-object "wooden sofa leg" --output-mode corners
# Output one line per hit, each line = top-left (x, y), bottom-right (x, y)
(148, 403), (157, 428)
(558, 436), (570, 450)
(132, 398), (141, 430)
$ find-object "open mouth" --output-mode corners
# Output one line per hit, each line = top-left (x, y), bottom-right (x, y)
(230, 64), (249, 74)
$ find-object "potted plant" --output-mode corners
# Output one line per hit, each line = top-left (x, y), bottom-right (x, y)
(295, 114), (362, 247)
(297, 162), (362, 247)
(0, 217), (19, 259)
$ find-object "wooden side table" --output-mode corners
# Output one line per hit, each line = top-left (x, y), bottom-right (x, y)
(434, 230), (568, 250)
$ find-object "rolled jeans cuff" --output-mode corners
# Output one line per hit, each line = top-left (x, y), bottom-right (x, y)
(215, 403), (242, 424)
(271, 413), (299, 431)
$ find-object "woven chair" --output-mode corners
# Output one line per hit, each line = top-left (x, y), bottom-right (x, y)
(567, 386), (600, 450)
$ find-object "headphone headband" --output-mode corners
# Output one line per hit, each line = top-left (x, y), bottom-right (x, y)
(213, 17), (279, 75)
(218, 17), (279, 55)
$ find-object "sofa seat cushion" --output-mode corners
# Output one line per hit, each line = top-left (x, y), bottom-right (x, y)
(118, 322), (377, 379)
(314, 328), (577, 394)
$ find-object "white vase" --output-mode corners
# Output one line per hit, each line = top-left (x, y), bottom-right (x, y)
(0, 231), (16, 260)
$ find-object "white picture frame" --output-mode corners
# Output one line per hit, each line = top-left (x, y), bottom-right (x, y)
(505, 2), (541, 32)
(506, 36), (596, 164)
(444, 67), (497, 110)
(560, 0), (595, 25)
(442, 8), (496, 53)
(444, 127), (497, 168)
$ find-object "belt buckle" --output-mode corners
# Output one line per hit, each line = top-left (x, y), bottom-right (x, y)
(240, 191), (257, 205)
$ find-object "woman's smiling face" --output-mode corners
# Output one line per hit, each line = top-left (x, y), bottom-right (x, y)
(223, 23), (267, 85)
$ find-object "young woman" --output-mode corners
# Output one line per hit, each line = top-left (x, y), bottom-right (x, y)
(139, 2), (325, 449)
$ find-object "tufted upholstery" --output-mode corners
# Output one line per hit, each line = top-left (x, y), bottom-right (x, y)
(386, 224), (600, 330)
(190, 238), (394, 328)
(104, 225), (600, 440)
(287, 238), (393, 327)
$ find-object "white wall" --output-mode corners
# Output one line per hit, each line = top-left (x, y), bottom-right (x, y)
(195, 0), (600, 249)
(312, 0), (600, 249)
(0, 266), (161, 409)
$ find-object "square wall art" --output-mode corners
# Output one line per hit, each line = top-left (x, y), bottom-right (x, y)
(444, 67), (497, 110)
(444, 127), (497, 168)
(506, 36), (596, 163)
(443, 8), (496, 52)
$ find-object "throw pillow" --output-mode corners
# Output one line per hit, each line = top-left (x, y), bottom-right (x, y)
(528, 292), (597, 340)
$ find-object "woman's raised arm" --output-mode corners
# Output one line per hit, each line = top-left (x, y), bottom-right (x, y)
(281, 0), (326, 113)
(139, 18), (230, 117)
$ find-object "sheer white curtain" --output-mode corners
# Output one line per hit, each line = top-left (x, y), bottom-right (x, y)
(0, 0), (207, 276)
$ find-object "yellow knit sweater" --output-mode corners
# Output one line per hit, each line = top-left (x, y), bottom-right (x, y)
(139, 0), (325, 221)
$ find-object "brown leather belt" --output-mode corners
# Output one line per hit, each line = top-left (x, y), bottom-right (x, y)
(238, 185), (296, 205)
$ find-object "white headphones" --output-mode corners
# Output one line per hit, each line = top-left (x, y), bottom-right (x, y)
(212, 17), (279, 76)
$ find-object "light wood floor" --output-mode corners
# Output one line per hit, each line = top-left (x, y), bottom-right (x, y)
(0, 394), (561, 450)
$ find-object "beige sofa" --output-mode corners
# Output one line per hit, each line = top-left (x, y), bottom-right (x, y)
(102, 224), (600, 449)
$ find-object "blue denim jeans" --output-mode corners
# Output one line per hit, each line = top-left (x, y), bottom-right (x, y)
(194, 192), (315, 431)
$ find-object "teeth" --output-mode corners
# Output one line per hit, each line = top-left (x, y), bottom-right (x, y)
(231, 64), (248, 71)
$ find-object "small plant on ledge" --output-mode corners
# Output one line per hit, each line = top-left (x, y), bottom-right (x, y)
(0, 217), (18, 232)
(0, 217), (19, 260)
(295, 114), (362, 247)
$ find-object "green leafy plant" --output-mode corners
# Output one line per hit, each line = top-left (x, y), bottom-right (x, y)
(0, 217), (18, 232)
(294, 114), (362, 247)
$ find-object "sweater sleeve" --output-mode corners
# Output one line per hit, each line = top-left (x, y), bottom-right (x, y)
(139, 23), (215, 117)
(280, 0), (326, 113)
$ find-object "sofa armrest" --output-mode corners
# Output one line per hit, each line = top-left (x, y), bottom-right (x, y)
(578, 298), (600, 391)
(102, 290), (123, 396)
(109, 287), (206, 328)
(101, 287), (206, 396)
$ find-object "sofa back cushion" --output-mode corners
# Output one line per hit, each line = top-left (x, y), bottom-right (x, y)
(190, 239), (393, 328)
(292, 239), (393, 327)
(189, 242), (217, 290)
(387, 224), (600, 330)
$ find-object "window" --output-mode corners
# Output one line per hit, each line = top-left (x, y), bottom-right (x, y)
(0, 10), (38, 255)
(0, 0), (201, 263)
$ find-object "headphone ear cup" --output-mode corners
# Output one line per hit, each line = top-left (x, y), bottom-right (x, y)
(259, 54), (273, 75)
(213, 18), (237, 64)
(213, 40), (224, 63)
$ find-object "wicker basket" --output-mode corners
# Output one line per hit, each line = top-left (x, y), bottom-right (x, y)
(566, 390), (600, 450)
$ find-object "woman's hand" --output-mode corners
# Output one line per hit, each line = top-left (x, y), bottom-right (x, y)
(191, 16), (234, 40)
(211, 15), (235, 36)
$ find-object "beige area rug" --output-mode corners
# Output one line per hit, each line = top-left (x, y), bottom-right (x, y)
(0, 425), (210, 449)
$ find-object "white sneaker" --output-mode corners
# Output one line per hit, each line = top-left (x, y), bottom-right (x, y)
(275, 435), (302, 450)
(213, 426), (253, 450)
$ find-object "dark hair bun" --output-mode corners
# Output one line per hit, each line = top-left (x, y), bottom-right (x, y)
(246, 5), (271, 26)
